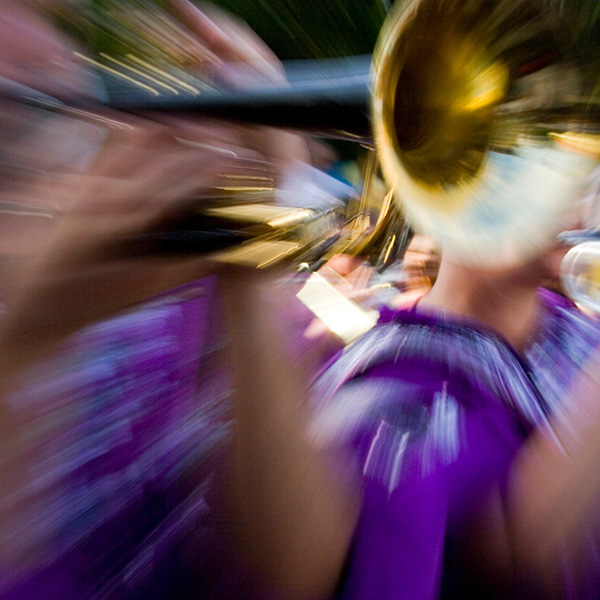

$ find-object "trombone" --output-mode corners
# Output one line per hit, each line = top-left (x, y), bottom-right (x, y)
(8, 0), (600, 274)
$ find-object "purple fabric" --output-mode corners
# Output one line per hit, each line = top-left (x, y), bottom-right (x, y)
(314, 289), (600, 599)
(0, 278), (240, 599)
(3, 279), (599, 599)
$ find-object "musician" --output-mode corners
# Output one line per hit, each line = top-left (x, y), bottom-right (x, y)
(2, 3), (600, 600)
(219, 107), (600, 600)
(0, 0), (306, 597)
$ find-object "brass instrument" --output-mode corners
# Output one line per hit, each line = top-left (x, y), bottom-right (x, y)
(11, 57), (400, 271)
(372, 0), (600, 268)
(12, 0), (600, 274)
(98, 0), (600, 271)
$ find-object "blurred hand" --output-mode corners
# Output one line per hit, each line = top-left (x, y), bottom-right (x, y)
(166, 0), (309, 170)
(0, 0), (308, 372)
(168, 0), (283, 83)
(1, 114), (287, 365)
(319, 253), (376, 304)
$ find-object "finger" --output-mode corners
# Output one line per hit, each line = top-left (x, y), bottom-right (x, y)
(62, 149), (277, 264)
(167, 0), (284, 85)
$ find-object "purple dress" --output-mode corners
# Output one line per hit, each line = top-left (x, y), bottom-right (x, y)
(314, 289), (600, 599)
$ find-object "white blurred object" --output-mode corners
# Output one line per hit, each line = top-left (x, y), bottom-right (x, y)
(400, 145), (599, 268)
(296, 272), (378, 345)
(560, 241), (600, 314)
(277, 161), (358, 210)
(581, 165), (600, 230)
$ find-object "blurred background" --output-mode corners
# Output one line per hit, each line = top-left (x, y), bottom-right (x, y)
(62, 0), (387, 61)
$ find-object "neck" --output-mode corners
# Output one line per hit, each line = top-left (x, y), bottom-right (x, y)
(418, 258), (543, 352)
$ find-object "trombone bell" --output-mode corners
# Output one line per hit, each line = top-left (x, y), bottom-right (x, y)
(373, 0), (600, 267)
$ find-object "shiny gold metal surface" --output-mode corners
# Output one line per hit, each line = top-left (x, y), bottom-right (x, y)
(372, 0), (600, 266)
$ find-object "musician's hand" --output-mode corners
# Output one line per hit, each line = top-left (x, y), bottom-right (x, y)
(0, 0), (307, 374)
(167, 0), (284, 86)
(0, 117), (282, 372)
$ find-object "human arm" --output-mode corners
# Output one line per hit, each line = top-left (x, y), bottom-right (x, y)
(466, 347), (600, 596)
(219, 269), (360, 599)
(507, 351), (600, 588)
